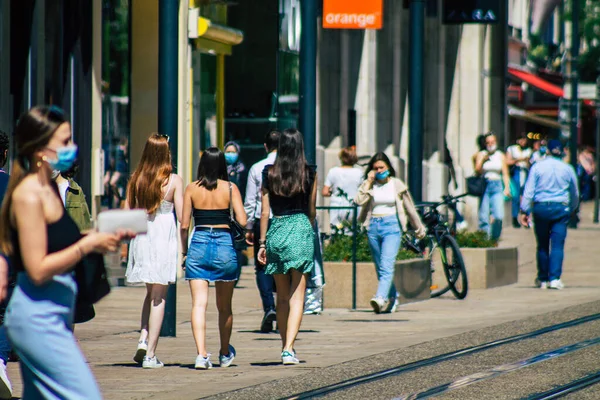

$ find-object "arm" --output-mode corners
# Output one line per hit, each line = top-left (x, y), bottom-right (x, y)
(172, 174), (184, 224)
(401, 190), (426, 239)
(257, 188), (270, 265)
(354, 173), (375, 206)
(231, 183), (247, 227)
(322, 169), (333, 197)
(243, 166), (258, 230)
(501, 154), (511, 197)
(309, 174), (318, 224)
(519, 165), (538, 215)
(14, 192), (118, 285)
(568, 166), (581, 213)
(179, 185), (193, 256)
(505, 147), (517, 166)
(474, 151), (488, 175)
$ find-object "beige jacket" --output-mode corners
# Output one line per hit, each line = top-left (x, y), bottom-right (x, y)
(354, 177), (426, 239)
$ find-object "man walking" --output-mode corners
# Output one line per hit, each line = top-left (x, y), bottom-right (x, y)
(520, 140), (579, 290)
(244, 130), (280, 332)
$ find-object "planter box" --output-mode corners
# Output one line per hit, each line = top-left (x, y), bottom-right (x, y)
(323, 259), (431, 309)
(461, 247), (519, 289)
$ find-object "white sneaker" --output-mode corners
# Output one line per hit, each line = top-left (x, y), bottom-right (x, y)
(369, 297), (389, 314)
(0, 361), (12, 399)
(133, 340), (148, 364)
(456, 221), (468, 231)
(549, 279), (564, 290)
(281, 350), (299, 365)
(195, 354), (213, 370)
(534, 278), (548, 289)
(219, 345), (236, 368)
(142, 356), (164, 369)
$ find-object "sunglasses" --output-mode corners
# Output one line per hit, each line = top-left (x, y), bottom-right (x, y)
(48, 105), (66, 119)
(158, 133), (170, 143)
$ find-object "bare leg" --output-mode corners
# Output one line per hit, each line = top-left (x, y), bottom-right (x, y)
(283, 269), (306, 353)
(138, 284), (152, 343)
(273, 274), (291, 350)
(189, 280), (209, 357)
(146, 284), (168, 358)
(215, 281), (236, 355)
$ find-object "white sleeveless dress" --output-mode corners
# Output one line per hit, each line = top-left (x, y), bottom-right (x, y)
(126, 176), (177, 285)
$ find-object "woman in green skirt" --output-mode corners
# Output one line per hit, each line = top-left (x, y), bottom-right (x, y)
(257, 128), (317, 365)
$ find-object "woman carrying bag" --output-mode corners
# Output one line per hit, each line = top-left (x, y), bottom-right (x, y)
(354, 152), (426, 314)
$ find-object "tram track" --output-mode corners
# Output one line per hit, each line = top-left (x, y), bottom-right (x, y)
(283, 312), (600, 400)
(523, 371), (600, 400)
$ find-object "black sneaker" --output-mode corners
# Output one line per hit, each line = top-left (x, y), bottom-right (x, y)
(512, 217), (521, 228)
(260, 309), (276, 333)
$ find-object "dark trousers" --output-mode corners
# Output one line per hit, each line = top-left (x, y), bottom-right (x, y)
(533, 202), (570, 282)
(254, 220), (275, 312)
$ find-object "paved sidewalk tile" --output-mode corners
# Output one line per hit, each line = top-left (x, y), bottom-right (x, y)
(5, 204), (600, 399)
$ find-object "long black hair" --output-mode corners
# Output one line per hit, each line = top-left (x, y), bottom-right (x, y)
(196, 147), (228, 190)
(364, 152), (396, 180)
(268, 128), (309, 197)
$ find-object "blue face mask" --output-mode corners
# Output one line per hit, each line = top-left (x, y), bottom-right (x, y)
(539, 146), (547, 155)
(224, 152), (239, 165)
(47, 144), (78, 172)
(375, 170), (390, 180)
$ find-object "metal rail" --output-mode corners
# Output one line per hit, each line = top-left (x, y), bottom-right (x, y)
(282, 312), (600, 400)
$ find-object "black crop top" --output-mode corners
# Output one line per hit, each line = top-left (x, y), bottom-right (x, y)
(193, 208), (230, 226)
(262, 165), (316, 216)
(11, 211), (83, 273)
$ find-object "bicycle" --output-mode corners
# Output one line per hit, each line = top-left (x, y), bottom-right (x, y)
(403, 193), (469, 300)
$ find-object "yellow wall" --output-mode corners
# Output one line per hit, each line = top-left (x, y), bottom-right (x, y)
(130, 0), (160, 169)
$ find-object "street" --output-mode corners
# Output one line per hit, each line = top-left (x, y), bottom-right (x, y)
(6, 204), (600, 399)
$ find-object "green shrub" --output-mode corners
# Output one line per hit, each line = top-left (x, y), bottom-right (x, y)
(455, 230), (498, 248)
(322, 230), (420, 262)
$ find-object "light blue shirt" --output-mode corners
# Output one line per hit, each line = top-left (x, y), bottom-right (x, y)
(520, 156), (579, 215)
(244, 151), (277, 229)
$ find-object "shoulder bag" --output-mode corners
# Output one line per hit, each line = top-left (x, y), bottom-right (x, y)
(74, 251), (111, 304)
(466, 175), (487, 197)
(229, 183), (247, 250)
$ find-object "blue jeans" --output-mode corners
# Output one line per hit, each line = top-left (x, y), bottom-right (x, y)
(511, 168), (527, 218)
(367, 215), (401, 301)
(254, 221), (275, 312)
(533, 202), (570, 282)
(478, 180), (504, 240)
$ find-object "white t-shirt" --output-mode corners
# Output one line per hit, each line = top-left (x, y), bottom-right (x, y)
(57, 180), (69, 206)
(506, 145), (532, 169)
(324, 166), (364, 206)
(371, 180), (396, 216)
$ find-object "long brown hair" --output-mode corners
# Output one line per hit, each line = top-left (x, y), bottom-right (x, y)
(0, 106), (68, 254)
(127, 133), (172, 214)
(268, 128), (309, 197)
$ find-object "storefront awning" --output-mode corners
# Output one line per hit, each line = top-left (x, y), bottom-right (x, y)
(508, 66), (595, 107)
(507, 104), (566, 130)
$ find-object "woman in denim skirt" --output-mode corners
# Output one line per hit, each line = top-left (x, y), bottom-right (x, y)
(355, 152), (426, 314)
(180, 148), (247, 369)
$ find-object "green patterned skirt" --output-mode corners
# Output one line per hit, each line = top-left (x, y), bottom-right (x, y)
(265, 213), (315, 275)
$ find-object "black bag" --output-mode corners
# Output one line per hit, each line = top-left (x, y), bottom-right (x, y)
(229, 183), (247, 250)
(466, 175), (487, 197)
(74, 252), (111, 304)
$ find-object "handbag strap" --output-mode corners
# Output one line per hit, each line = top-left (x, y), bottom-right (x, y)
(229, 182), (234, 222)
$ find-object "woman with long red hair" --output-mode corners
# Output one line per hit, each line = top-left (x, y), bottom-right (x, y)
(125, 133), (183, 368)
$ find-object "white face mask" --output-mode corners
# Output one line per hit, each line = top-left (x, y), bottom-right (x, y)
(487, 144), (497, 153)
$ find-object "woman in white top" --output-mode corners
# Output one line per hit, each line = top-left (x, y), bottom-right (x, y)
(125, 133), (183, 369)
(322, 147), (363, 230)
(354, 152), (425, 314)
(474, 133), (511, 241)
(506, 133), (532, 227)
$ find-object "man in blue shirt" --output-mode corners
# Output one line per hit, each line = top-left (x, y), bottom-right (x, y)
(519, 140), (579, 290)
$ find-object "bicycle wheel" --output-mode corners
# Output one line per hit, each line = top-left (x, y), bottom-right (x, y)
(427, 239), (452, 298)
(440, 235), (468, 299)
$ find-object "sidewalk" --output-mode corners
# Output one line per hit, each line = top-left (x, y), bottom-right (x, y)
(6, 204), (600, 399)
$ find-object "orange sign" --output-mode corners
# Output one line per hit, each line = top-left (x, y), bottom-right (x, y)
(323, 0), (383, 30)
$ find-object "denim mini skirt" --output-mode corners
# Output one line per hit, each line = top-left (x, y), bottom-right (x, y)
(185, 229), (239, 282)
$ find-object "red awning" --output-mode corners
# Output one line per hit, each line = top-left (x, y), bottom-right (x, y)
(508, 66), (595, 107)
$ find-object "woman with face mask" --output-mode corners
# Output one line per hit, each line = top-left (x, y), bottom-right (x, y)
(354, 152), (426, 314)
(0, 106), (131, 399)
(224, 141), (247, 200)
(474, 132), (511, 240)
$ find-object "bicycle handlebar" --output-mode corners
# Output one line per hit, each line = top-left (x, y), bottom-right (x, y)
(415, 193), (469, 210)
